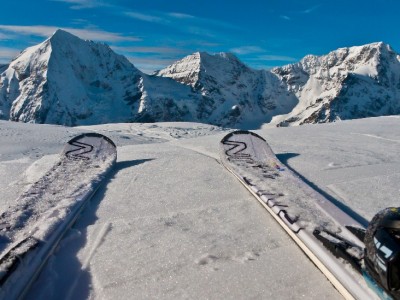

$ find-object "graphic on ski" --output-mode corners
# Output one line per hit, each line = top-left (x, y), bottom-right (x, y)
(220, 130), (393, 300)
(0, 133), (117, 300)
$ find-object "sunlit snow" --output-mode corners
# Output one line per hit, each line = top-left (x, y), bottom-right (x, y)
(0, 116), (399, 299)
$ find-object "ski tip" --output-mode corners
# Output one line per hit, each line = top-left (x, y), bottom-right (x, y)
(64, 132), (117, 161)
(221, 130), (266, 143)
(67, 132), (116, 148)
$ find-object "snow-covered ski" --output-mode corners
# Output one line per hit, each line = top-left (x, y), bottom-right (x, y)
(220, 130), (388, 300)
(0, 133), (117, 300)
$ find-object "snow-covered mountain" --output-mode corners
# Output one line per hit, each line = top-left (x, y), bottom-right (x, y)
(1, 30), (399, 128)
(155, 52), (297, 128)
(271, 42), (400, 126)
(0, 30), (201, 126)
(0, 30), (144, 125)
(0, 32), (296, 128)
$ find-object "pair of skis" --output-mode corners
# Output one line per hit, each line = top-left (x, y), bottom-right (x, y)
(0, 133), (116, 299)
(220, 130), (394, 300)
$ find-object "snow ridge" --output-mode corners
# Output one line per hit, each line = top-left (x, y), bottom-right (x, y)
(1, 30), (400, 128)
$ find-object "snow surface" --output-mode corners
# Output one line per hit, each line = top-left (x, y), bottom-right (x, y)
(0, 116), (399, 299)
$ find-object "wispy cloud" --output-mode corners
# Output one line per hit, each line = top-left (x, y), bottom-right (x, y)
(124, 10), (240, 33)
(280, 4), (321, 21)
(112, 45), (187, 55)
(0, 32), (13, 40)
(0, 25), (141, 42)
(230, 46), (265, 55)
(125, 10), (195, 25)
(167, 12), (195, 19)
(258, 54), (297, 62)
(125, 55), (179, 74)
(0, 47), (21, 63)
(112, 45), (193, 73)
(302, 5), (321, 14)
(124, 12), (166, 24)
(50, 0), (109, 10)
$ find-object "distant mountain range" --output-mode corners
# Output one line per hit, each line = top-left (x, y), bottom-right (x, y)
(1, 29), (399, 128)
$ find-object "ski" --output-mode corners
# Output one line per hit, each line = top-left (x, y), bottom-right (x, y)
(0, 133), (117, 300)
(220, 130), (392, 300)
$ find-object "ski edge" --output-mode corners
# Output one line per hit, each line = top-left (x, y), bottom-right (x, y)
(0, 147), (117, 300)
(222, 161), (379, 300)
(20, 166), (114, 300)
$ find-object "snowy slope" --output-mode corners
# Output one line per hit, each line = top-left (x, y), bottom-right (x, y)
(0, 116), (399, 299)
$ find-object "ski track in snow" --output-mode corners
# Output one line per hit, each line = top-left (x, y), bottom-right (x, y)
(65, 222), (113, 300)
(351, 132), (400, 143)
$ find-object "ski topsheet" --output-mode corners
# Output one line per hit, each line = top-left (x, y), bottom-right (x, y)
(220, 130), (380, 300)
(0, 133), (117, 300)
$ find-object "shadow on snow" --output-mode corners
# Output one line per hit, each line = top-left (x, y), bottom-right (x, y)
(33, 159), (153, 299)
(276, 153), (369, 227)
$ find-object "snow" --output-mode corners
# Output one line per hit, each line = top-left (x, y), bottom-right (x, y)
(0, 116), (399, 299)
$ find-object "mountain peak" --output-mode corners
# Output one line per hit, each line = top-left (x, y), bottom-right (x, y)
(155, 51), (250, 87)
(44, 29), (88, 48)
(1, 29), (143, 125)
(50, 29), (76, 40)
(196, 51), (242, 65)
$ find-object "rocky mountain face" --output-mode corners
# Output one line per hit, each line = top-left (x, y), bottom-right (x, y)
(271, 42), (400, 126)
(155, 52), (297, 127)
(1, 30), (399, 128)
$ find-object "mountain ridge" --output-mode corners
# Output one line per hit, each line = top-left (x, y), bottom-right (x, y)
(271, 42), (400, 126)
(1, 29), (399, 128)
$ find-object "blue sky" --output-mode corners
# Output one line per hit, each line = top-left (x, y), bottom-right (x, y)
(0, 0), (399, 73)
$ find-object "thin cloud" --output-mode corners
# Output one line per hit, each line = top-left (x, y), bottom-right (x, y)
(0, 25), (141, 42)
(185, 26), (217, 38)
(280, 5), (321, 21)
(0, 47), (21, 63)
(121, 46), (192, 73)
(302, 5), (321, 14)
(0, 32), (13, 40)
(182, 40), (220, 48)
(112, 46), (187, 55)
(230, 46), (265, 55)
(124, 10), (240, 32)
(258, 54), (297, 62)
(50, 0), (109, 10)
(189, 15), (240, 30)
(126, 55), (179, 74)
(124, 12), (166, 24)
(167, 12), (195, 19)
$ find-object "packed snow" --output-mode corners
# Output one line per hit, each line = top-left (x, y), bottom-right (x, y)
(0, 116), (399, 299)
